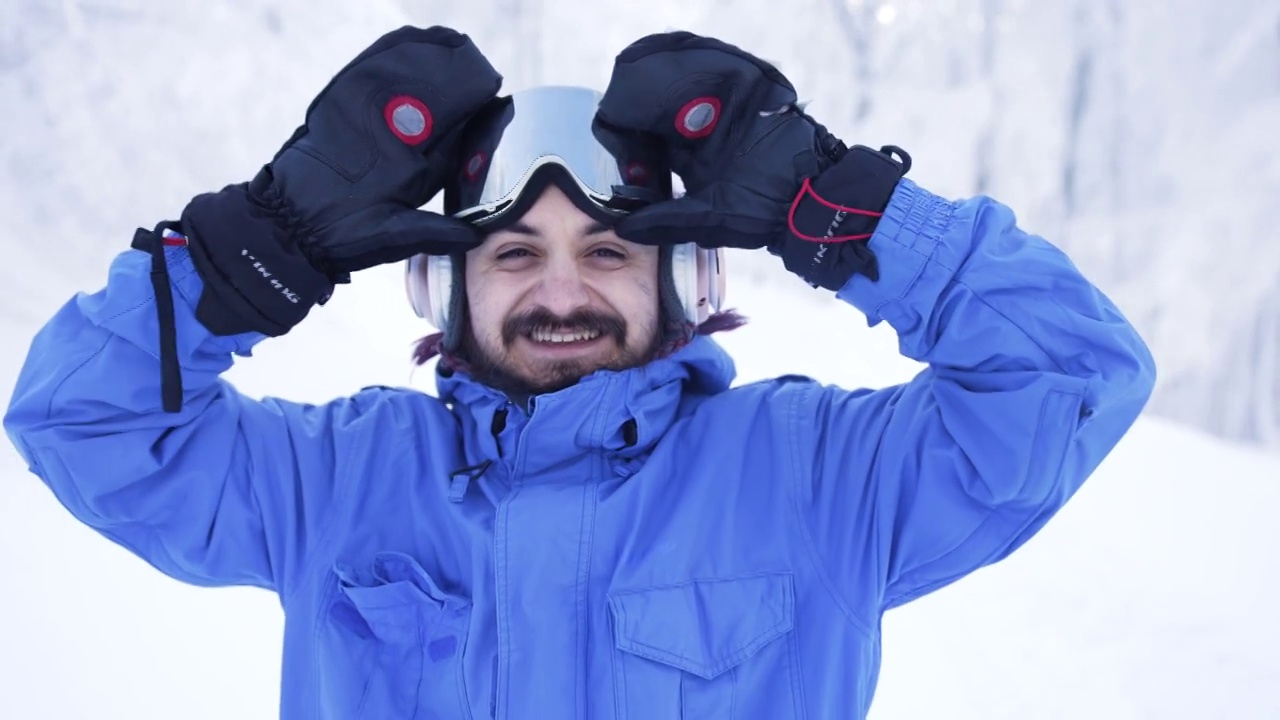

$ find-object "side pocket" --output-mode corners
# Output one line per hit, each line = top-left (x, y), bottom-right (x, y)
(316, 552), (472, 720)
(607, 572), (799, 719)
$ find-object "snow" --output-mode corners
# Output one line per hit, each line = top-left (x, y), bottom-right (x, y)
(2, 1), (1278, 717)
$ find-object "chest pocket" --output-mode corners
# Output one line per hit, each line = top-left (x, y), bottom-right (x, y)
(316, 552), (472, 720)
(607, 572), (800, 720)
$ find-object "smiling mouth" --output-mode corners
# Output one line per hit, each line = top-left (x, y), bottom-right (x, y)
(527, 327), (603, 344)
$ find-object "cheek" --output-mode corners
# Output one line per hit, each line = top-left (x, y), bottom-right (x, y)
(621, 275), (660, 330)
(465, 279), (505, 341)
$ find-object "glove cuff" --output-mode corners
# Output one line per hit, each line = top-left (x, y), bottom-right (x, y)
(775, 144), (911, 290)
(181, 182), (337, 337)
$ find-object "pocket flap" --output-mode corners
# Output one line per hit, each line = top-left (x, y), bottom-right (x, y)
(332, 552), (469, 643)
(607, 572), (794, 680)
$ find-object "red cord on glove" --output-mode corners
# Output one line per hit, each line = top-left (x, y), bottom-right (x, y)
(786, 176), (883, 243)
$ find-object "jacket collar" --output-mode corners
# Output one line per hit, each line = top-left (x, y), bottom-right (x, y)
(436, 335), (736, 466)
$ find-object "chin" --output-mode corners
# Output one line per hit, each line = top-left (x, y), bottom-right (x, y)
(458, 328), (660, 398)
(518, 356), (613, 392)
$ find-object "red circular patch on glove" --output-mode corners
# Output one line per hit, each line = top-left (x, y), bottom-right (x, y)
(675, 96), (721, 139)
(463, 151), (488, 181)
(623, 162), (649, 184)
(385, 95), (433, 145)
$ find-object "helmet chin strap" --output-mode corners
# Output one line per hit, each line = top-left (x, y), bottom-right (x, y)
(442, 252), (469, 352)
(658, 244), (694, 339)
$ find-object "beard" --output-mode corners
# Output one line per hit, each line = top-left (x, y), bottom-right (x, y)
(458, 306), (664, 398)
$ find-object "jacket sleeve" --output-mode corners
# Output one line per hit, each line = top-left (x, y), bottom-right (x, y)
(790, 178), (1156, 618)
(4, 243), (380, 598)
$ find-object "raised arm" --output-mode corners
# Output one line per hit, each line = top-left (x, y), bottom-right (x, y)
(792, 180), (1154, 615)
(590, 30), (1154, 622)
(7, 244), (379, 594)
(5, 26), (499, 597)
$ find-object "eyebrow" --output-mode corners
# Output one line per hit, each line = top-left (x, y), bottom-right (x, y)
(504, 220), (612, 237)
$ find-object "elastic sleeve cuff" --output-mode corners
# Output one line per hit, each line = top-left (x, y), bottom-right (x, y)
(835, 178), (961, 329)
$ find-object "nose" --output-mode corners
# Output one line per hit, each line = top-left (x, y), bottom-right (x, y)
(528, 256), (591, 317)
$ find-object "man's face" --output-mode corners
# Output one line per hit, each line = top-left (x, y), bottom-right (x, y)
(462, 184), (663, 396)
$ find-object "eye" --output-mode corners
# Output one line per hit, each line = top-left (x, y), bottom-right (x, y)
(590, 247), (626, 260)
(495, 247), (532, 261)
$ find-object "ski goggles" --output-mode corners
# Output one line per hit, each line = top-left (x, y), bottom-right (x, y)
(443, 85), (671, 229)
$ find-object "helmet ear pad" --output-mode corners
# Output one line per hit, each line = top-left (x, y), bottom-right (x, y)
(404, 251), (464, 345)
(664, 244), (726, 326)
(404, 242), (725, 345)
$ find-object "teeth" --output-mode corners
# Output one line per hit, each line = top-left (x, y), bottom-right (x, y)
(531, 328), (600, 343)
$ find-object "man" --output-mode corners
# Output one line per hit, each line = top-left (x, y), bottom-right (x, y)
(4, 25), (1155, 719)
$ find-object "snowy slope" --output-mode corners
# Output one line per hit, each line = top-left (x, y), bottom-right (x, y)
(3, 258), (1279, 719)
(2, 0), (1279, 447)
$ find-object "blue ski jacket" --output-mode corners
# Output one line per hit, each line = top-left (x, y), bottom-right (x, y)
(5, 179), (1155, 719)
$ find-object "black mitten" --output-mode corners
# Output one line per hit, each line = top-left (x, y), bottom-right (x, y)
(132, 25), (502, 410)
(593, 31), (909, 289)
(176, 25), (502, 336)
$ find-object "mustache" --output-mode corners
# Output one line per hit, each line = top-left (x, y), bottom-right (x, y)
(502, 307), (627, 346)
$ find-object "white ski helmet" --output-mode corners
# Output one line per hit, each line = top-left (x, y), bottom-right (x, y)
(404, 85), (725, 350)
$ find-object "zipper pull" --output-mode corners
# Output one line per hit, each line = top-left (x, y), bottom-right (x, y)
(447, 460), (492, 503)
